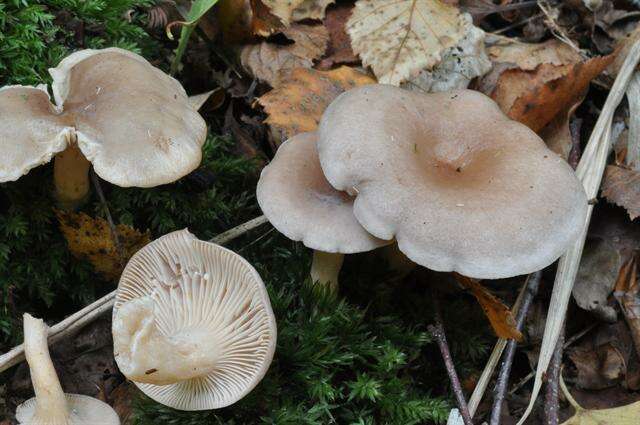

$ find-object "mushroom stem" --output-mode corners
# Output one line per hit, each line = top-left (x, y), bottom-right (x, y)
(310, 250), (344, 291)
(22, 313), (70, 425)
(53, 143), (91, 210)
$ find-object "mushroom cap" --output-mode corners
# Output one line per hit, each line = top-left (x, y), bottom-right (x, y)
(257, 132), (388, 254)
(0, 86), (71, 182)
(16, 394), (120, 425)
(317, 85), (588, 279)
(49, 48), (207, 187)
(112, 229), (276, 410)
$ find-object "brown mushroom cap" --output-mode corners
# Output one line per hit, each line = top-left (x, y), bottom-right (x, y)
(317, 85), (588, 279)
(257, 132), (388, 253)
(50, 48), (207, 187)
(0, 48), (206, 188)
(0, 86), (71, 182)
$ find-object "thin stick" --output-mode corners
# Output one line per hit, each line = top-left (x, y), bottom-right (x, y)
(90, 169), (125, 267)
(544, 327), (564, 425)
(0, 215), (270, 373)
(428, 294), (473, 425)
(489, 271), (541, 425)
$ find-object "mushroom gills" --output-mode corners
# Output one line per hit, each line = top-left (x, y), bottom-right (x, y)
(113, 285), (220, 386)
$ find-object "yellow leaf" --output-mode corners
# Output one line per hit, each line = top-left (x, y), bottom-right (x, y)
(561, 373), (640, 424)
(57, 211), (150, 280)
(258, 66), (375, 142)
(347, 0), (472, 85)
(455, 274), (522, 341)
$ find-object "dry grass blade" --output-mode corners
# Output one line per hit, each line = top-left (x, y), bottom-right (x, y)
(516, 39), (640, 425)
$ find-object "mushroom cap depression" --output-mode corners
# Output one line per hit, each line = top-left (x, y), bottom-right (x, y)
(318, 85), (588, 279)
(0, 48), (206, 186)
(112, 229), (276, 410)
(17, 394), (120, 425)
(257, 132), (388, 254)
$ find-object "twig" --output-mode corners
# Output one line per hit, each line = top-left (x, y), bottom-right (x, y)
(537, 1), (584, 56)
(544, 327), (564, 425)
(90, 169), (125, 267)
(489, 271), (541, 425)
(0, 215), (270, 373)
(428, 293), (473, 425)
(492, 13), (543, 35)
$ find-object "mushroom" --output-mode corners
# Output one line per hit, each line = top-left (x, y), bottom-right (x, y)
(112, 229), (276, 411)
(16, 313), (120, 425)
(0, 48), (207, 209)
(256, 132), (389, 290)
(317, 85), (588, 279)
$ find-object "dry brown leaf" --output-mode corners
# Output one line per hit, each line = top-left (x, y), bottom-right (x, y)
(317, 3), (358, 69)
(250, 0), (285, 36)
(261, 0), (335, 26)
(57, 211), (150, 280)
(347, 0), (472, 85)
(258, 66), (375, 142)
(487, 39), (583, 70)
(614, 256), (640, 359)
(455, 274), (522, 341)
(241, 24), (329, 86)
(602, 165), (640, 220)
(490, 55), (613, 132)
(539, 98), (582, 160)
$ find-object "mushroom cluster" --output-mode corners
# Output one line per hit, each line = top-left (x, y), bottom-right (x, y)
(112, 229), (277, 411)
(258, 84), (588, 280)
(0, 48), (207, 209)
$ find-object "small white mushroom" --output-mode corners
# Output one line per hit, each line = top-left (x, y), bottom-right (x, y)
(256, 132), (389, 290)
(112, 229), (276, 411)
(0, 48), (207, 209)
(318, 85), (588, 279)
(16, 313), (120, 425)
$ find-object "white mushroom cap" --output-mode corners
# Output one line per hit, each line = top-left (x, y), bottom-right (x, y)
(16, 314), (120, 425)
(317, 85), (588, 279)
(112, 229), (276, 410)
(256, 132), (388, 254)
(0, 48), (206, 187)
(16, 394), (120, 425)
(50, 48), (207, 187)
(0, 86), (71, 182)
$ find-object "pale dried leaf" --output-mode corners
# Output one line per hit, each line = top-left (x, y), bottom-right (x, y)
(261, 0), (335, 25)
(347, 0), (472, 85)
(602, 165), (640, 220)
(401, 24), (491, 92)
(241, 24), (329, 86)
(487, 38), (583, 71)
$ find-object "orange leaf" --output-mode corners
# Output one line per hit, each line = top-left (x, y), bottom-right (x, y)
(491, 55), (614, 132)
(455, 274), (522, 340)
(258, 66), (375, 142)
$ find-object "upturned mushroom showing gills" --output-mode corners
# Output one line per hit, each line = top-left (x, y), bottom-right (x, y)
(0, 48), (207, 210)
(16, 314), (120, 425)
(256, 132), (389, 290)
(317, 85), (588, 280)
(112, 229), (276, 411)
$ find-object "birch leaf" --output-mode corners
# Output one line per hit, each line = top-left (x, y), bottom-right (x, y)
(347, 0), (472, 85)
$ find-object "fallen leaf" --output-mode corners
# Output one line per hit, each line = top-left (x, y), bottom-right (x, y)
(571, 237), (621, 322)
(250, 0), (285, 36)
(317, 3), (358, 69)
(539, 99), (581, 160)
(347, 0), (473, 85)
(487, 38), (583, 71)
(57, 211), (150, 280)
(454, 274), (522, 341)
(490, 55), (613, 132)
(401, 24), (491, 93)
(218, 0), (255, 42)
(260, 0), (335, 26)
(614, 256), (640, 359)
(241, 24), (329, 86)
(258, 66), (375, 142)
(602, 165), (640, 220)
(561, 373), (640, 424)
